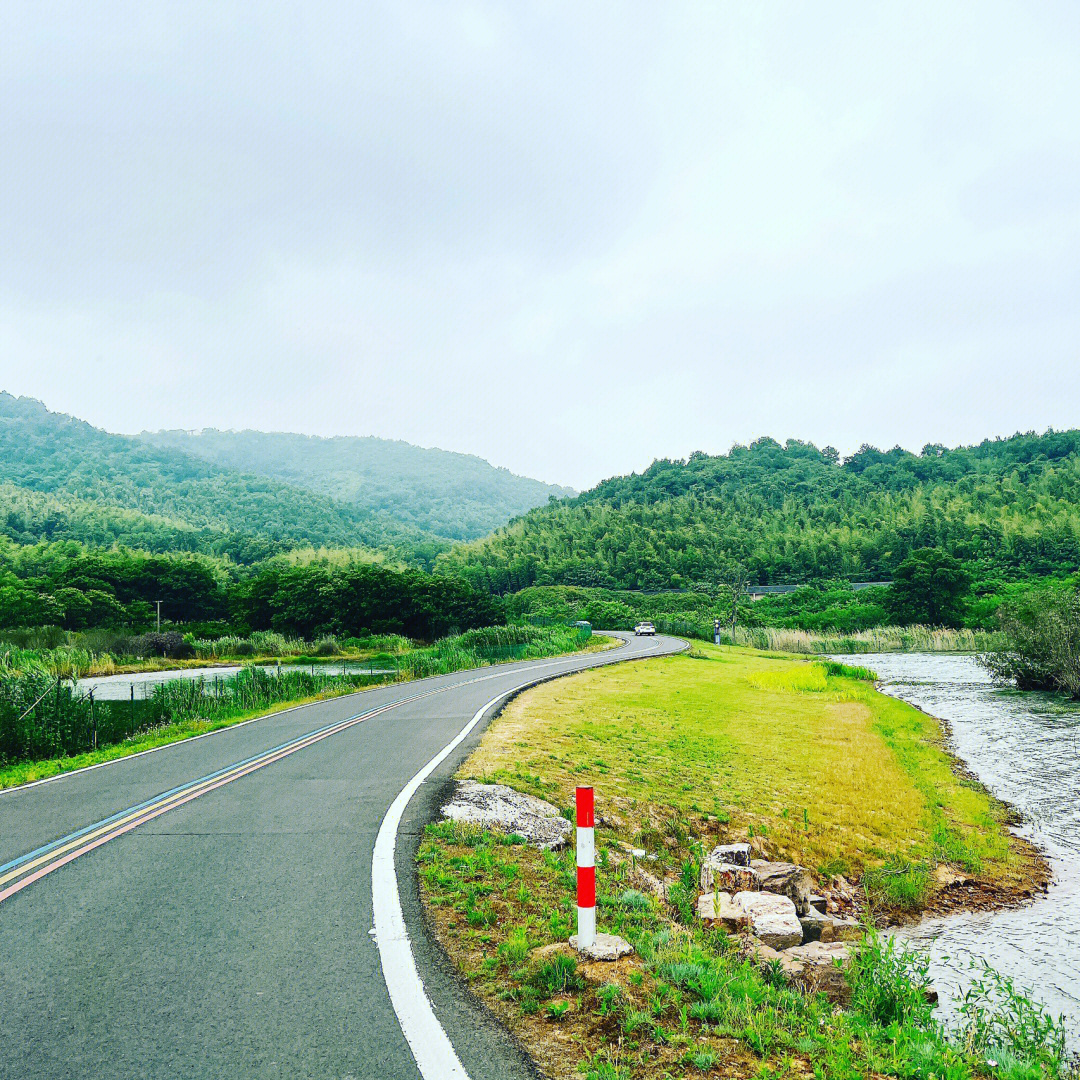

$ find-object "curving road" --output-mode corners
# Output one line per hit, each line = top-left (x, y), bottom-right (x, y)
(0, 631), (684, 1080)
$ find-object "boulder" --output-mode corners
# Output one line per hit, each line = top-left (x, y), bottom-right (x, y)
(442, 780), (571, 849)
(569, 933), (633, 961)
(751, 860), (814, 915)
(799, 905), (829, 943)
(708, 842), (752, 868)
(934, 864), (970, 888)
(746, 939), (784, 965)
(781, 940), (852, 1003)
(732, 891), (802, 950)
(697, 891), (749, 932)
(700, 856), (759, 893)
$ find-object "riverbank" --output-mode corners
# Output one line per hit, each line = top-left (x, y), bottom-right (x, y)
(417, 644), (1062, 1079)
(835, 651), (1080, 1045)
(460, 644), (1041, 917)
(0, 629), (616, 790)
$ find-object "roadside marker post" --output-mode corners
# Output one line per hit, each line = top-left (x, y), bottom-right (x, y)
(576, 786), (596, 948)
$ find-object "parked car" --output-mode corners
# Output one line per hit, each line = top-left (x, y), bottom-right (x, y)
(634, 621), (656, 636)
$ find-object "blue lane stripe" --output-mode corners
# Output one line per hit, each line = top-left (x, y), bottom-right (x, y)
(0, 697), (408, 877)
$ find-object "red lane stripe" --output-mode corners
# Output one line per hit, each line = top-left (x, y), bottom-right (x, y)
(577, 865), (596, 908)
(575, 786), (594, 827)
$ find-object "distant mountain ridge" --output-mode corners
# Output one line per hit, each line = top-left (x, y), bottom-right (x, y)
(138, 428), (573, 542)
(0, 394), (570, 562)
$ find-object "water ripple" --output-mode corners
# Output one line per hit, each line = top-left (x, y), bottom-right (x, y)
(831, 652), (1080, 1043)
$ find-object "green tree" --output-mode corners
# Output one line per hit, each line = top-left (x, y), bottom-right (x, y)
(887, 549), (970, 627)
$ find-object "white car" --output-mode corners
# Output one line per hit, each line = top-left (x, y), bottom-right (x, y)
(634, 621), (656, 636)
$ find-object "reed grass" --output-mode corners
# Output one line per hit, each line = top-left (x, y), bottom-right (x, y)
(722, 624), (1003, 654)
(0, 623), (603, 787)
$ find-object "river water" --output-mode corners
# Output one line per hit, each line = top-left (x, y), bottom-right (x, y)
(832, 652), (1080, 1039)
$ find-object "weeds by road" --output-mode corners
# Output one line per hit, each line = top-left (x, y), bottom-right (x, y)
(419, 821), (1072, 1080)
(0, 625), (611, 789)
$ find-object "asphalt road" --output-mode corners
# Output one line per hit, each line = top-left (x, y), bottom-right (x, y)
(0, 631), (684, 1080)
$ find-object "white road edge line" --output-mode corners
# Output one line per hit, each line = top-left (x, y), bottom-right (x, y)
(371, 634), (673, 1080)
(371, 686), (515, 1080)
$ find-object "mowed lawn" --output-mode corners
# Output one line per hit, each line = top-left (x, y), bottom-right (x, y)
(464, 644), (1020, 893)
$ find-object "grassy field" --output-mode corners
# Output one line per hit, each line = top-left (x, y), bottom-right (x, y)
(465, 644), (1032, 907)
(417, 644), (1063, 1080)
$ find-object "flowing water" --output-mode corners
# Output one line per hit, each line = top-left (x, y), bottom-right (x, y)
(832, 652), (1080, 1039)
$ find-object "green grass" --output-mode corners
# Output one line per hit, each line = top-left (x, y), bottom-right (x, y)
(465, 643), (1023, 907)
(418, 824), (1073, 1080)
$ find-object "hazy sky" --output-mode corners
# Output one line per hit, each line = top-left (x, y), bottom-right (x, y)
(2, 2), (1078, 490)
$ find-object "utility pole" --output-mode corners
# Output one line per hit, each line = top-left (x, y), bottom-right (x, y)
(155, 600), (162, 633)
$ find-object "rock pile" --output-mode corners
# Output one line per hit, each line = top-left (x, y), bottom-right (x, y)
(696, 844), (861, 1001)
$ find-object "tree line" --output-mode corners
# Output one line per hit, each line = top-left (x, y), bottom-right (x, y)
(440, 433), (1080, 593)
(0, 539), (500, 641)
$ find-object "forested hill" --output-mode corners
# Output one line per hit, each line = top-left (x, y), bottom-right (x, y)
(0, 394), (430, 561)
(439, 433), (1080, 592)
(138, 428), (574, 542)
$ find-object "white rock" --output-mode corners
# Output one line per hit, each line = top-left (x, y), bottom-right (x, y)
(569, 933), (633, 961)
(785, 940), (851, 964)
(708, 842), (752, 867)
(442, 780), (571, 849)
(733, 891), (803, 949)
(698, 890), (748, 932)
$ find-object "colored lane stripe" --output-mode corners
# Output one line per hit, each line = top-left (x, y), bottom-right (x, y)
(0, 698), (409, 903)
(0, 646), (638, 905)
(0, 697), (410, 890)
(0, 704), (395, 878)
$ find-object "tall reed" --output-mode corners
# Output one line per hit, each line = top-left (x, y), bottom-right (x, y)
(718, 625), (1003, 654)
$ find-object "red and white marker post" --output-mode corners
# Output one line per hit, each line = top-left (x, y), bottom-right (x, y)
(575, 786), (596, 948)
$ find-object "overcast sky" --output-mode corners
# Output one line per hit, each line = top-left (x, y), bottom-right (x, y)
(2, 2), (1078, 490)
